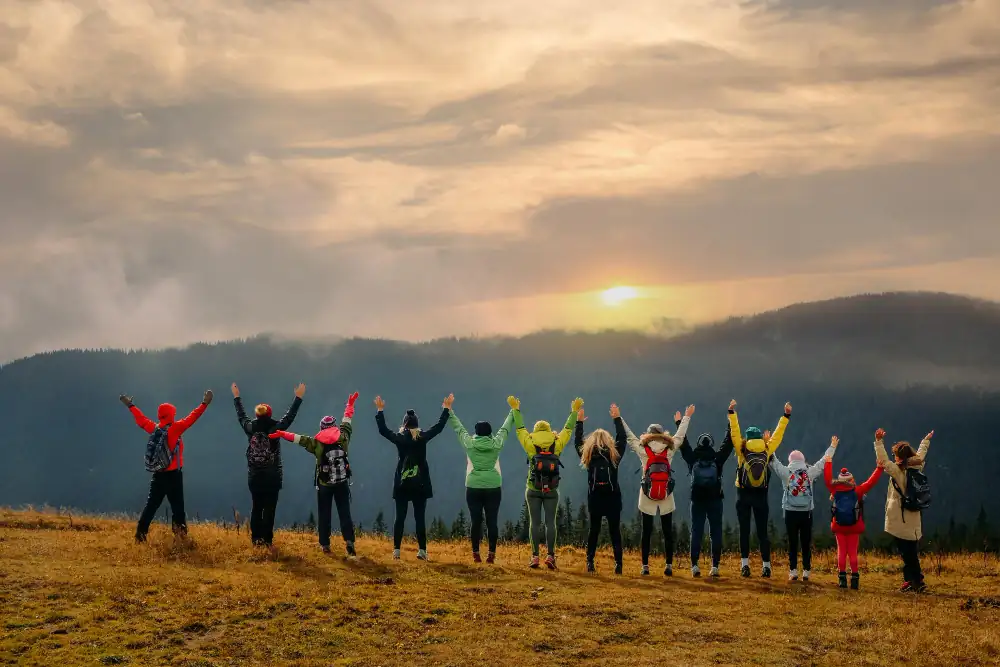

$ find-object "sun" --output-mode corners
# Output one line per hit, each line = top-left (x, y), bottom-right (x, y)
(601, 286), (639, 306)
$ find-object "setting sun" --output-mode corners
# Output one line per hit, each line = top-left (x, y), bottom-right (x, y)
(601, 286), (639, 306)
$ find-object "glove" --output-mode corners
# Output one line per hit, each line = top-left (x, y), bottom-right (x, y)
(119, 394), (134, 408)
(571, 397), (584, 412)
(269, 431), (294, 442)
(507, 396), (520, 410)
(347, 392), (359, 407)
(203, 390), (214, 405)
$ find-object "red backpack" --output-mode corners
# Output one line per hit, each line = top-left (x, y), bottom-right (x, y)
(641, 445), (674, 501)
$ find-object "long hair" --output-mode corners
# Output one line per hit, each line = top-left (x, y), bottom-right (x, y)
(892, 441), (916, 466)
(580, 429), (620, 467)
(399, 424), (422, 440)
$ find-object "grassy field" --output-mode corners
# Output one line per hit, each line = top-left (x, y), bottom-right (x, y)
(2, 509), (999, 667)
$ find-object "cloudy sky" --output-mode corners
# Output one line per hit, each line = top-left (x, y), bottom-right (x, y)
(1, 0), (998, 361)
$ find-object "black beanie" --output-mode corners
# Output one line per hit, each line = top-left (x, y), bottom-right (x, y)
(474, 421), (492, 437)
(403, 410), (419, 429)
(697, 433), (715, 449)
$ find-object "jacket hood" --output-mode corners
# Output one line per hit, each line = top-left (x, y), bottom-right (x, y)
(532, 420), (552, 433)
(641, 432), (674, 451)
(528, 428), (557, 449)
(314, 426), (342, 445)
(251, 416), (277, 433)
(787, 460), (809, 473)
(157, 403), (177, 424)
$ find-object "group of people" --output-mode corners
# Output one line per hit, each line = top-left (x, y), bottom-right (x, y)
(120, 387), (934, 593)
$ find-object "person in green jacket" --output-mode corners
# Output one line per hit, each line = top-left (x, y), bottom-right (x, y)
(448, 396), (514, 564)
(269, 392), (358, 557)
(509, 395), (583, 569)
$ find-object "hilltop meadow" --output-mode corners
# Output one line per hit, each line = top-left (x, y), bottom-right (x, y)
(2, 508), (999, 667)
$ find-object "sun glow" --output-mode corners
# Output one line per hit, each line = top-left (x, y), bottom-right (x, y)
(601, 286), (639, 306)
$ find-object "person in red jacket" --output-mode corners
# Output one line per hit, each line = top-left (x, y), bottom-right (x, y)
(120, 390), (213, 542)
(824, 436), (882, 590)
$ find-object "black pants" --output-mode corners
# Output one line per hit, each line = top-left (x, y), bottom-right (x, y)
(136, 470), (186, 540)
(736, 490), (771, 561)
(317, 483), (355, 548)
(895, 537), (924, 585)
(784, 510), (813, 571)
(466, 487), (502, 554)
(641, 512), (674, 565)
(394, 496), (428, 550)
(587, 491), (623, 564)
(690, 497), (723, 568)
(248, 475), (281, 546)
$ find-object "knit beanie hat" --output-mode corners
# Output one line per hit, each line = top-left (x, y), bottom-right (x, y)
(319, 415), (337, 430)
(745, 426), (763, 441)
(646, 424), (665, 435)
(255, 404), (272, 418)
(533, 420), (552, 433)
(788, 450), (805, 464)
(403, 410), (419, 429)
(697, 433), (715, 449)
(474, 421), (492, 437)
(837, 467), (855, 485)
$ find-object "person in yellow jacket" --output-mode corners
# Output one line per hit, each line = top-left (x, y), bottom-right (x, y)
(509, 395), (582, 569)
(728, 399), (792, 578)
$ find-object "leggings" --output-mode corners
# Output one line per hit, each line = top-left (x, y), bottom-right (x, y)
(641, 511), (674, 566)
(895, 537), (924, 585)
(525, 488), (559, 556)
(690, 498), (723, 568)
(136, 470), (186, 540)
(736, 490), (771, 562)
(317, 483), (355, 547)
(785, 510), (813, 571)
(466, 487), (502, 554)
(587, 491), (623, 564)
(393, 497), (428, 550)
(836, 533), (860, 572)
(248, 475), (281, 546)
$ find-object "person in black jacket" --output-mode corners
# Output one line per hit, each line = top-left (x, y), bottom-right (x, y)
(231, 381), (306, 552)
(374, 394), (451, 561)
(574, 404), (627, 575)
(678, 420), (734, 578)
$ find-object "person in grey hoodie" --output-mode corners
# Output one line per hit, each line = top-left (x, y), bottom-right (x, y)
(768, 439), (834, 581)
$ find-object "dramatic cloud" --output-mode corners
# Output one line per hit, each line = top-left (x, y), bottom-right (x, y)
(1, 0), (998, 360)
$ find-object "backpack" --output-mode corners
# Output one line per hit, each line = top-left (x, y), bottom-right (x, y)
(317, 444), (351, 486)
(530, 446), (563, 493)
(144, 426), (174, 472)
(832, 488), (863, 527)
(398, 455), (424, 494)
(246, 431), (277, 469)
(690, 458), (720, 500)
(641, 445), (674, 501)
(892, 468), (931, 517)
(738, 449), (770, 489)
(785, 469), (814, 511)
(588, 452), (615, 492)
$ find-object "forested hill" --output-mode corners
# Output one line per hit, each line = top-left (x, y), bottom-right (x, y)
(2, 292), (998, 536)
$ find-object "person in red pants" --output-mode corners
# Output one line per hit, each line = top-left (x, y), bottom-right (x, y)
(824, 436), (883, 589)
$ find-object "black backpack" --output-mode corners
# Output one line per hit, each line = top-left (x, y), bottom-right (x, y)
(588, 452), (615, 492)
(530, 447), (563, 493)
(738, 450), (771, 489)
(892, 467), (931, 518)
(317, 444), (351, 486)
(246, 431), (277, 469)
(690, 457), (720, 500)
(144, 426), (174, 472)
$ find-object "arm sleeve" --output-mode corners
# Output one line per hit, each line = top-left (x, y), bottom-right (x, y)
(492, 410), (514, 450)
(823, 459), (834, 493)
(613, 417), (629, 459)
(554, 410), (578, 455)
(129, 405), (155, 434)
(338, 419), (353, 453)
(573, 420), (585, 457)
(276, 396), (304, 431)
(807, 449), (833, 481)
(234, 398), (253, 436)
(770, 458), (789, 486)
(292, 433), (320, 455)
(728, 411), (744, 465)
(621, 419), (643, 456)
(679, 438), (695, 467)
(874, 439), (906, 488)
(717, 426), (735, 467)
(376, 411), (400, 445)
(421, 408), (450, 442)
(672, 416), (691, 445)
(448, 411), (475, 450)
(174, 402), (208, 434)
(916, 436), (932, 463)
(766, 414), (791, 455)
(856, 467), (884, 496)
(513, 410), (534, 455)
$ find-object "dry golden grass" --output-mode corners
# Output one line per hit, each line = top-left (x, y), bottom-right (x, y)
(2, 508), (999, 667)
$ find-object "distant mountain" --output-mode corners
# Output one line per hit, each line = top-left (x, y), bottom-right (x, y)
(2, 292), (997, 536)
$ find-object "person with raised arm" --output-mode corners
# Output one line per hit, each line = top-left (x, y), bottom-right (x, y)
(728, 398), (792, 578)
(874, 427), (934, 592)
(574, 404), (627, 575)
(269, 392), (359, 558)
(769, 437), (834, 582)
(823, 436), (882, 590)
(375, 394), (451, 561)
(509, 395), (582, 570)
(232, 382), (306, 553)
(448, 397), (514, 564)
(678, 418), (734, 578)
(120, 389), (213, 542)
(620, 404), (694, 577)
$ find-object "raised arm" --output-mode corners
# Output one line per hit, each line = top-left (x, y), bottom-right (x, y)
(174, 390), (212, 435)
(727, 401), (744, 464)
(374, 395), (402, 445)
(420, 396), (453, 442)
(770, 457), (790, 483)
(621, 418), (643, 456)
(122, 395), (155, 434)
(676, 412), (695, 466)
(765, 403), (792, 455)
(915, 431), (933, 463)
(856, 465), (884, 496)
(823, 457), (835, 492)
(275, 384), (306, 430)
(808, 437), (837, 480)
(232, 384), (253, 436)
(716, 424), (735, 467)
(873, 429), (905, 488)
(448, 410), (475, 449)
(509, 396), (535, 455)
(673, 405), (694, 444)
(553, 398), (583, 455)
(492, 410), (514, 450)
(573, 411), (586, 457)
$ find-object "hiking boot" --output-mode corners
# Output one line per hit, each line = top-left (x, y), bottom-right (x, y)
(417, 549), (428, 561)
(614, 562), (623, 575)
(691, 565), (701, 578)
(838, 572), (848, 589)
(586, 560), (596, 573)
(392, 549), (401, 560)
(761, 565), (772, 579)
(529, 555), (541, 569)
(134, 533), (148, 544)
(544, 554), (557, 570)
(850, 573), (860, 590)
(710, 566), (720, 578)
(321, 545), (332, 554)
(664, 564), (673, 577)
(802, 570), (811, 581)
(741, 565), (751, 578)
(789, 570), (799, 582)
(346, 542), (357, 559)
(914, 582), (928, 594)
(486, 552), (496, 565)
(641, 565), (650, 576)
(473, 552), (482, 564)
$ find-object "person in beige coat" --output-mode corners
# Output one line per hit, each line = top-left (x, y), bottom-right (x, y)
(874, 427), (933, 592)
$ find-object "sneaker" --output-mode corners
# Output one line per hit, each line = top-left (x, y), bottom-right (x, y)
(346, 542), (357, 559)
(761, 565), (772, 579)
(789, 570), (799, 582)
(691, 565), (701, 578)
(417, 549), (428, 561)
(914, 582), (928, 594)
(664, 564), (673, 577)
(614, 562), (623, 575)
(473, 552), (482, 564)
(392, 549), (401, 560)
(486, 552), (495, 565)
(802, 570), (811, 581)
(741, 565), (751, 578)
(899, 581), (914, 593)
(838, 572), (848, 589)
(850, 573), (860, 590)
(641, 565), (650, 576)
(710, 566), (720, 578)
(544, 554), (557, 570)
(529, 555), (541, 569)
(586, 560), (596, 573)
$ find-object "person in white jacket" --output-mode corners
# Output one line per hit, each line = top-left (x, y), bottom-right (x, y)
(620, 404), (694, 576)
(769, 438), (835, 582)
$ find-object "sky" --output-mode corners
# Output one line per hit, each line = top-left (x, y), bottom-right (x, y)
(1, 0), (999, 361)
